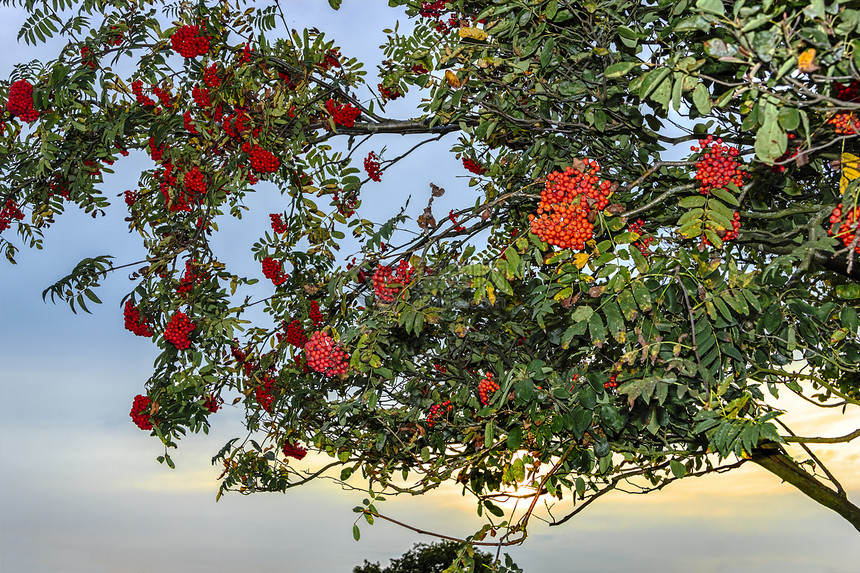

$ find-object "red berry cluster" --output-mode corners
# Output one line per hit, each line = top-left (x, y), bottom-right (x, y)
(418, 0), (460, 33)
(123, 300), (153, 337)
(835, 80), (860, 102)
(604, 373), (618, 389)
(372, 260), (414, 302)
(7, 79), (39, 123)
(80, 46), (96, 69)
(255, 374), (276, 412)
(723, 212), (741, 241)
(152, 85), (172, 106)
(270, 213), (288, 233)
(691, 135), (748, 195)
(171, 24), (210, 58)
(124, 190), (138, 207)
(304, 331), (350, 377)
(164, 311), (195, 350)
(183, 110), (198, 134)
(318, 48), (342, 71)
(184, 166), (206, 197)
(528, 160), (614, 251)
(282, 442), (308, 460)
(0, 199), (24, 232)
(364, 152), (382, 181)
(236, 42), (252, 64)
(332, 190), (358, 218)
(628, 219), (654, 257)
(148, 137), (164, 161)
(325, 99), (361, 127)
(309, 300), (324, 326)
(478, 372), (499, 406)
(130, 394), (154, 430)
(132, 80), (155, 107)
(192, 85), (211, 108)
(204, 394), (221, 413)
(826, 112), (860, 135)
(412, 64), (429, 74)
(427, 400), (453, 428)
(285, 319), (309, 347)
(448, 209), (466, 233)
(462, 157), (486, 175)
(262, 257), (289, 286)
(249, 145), (280, 173)
(203, 64), (221, 88)
(828, 203), (860, 254)
(176, 259), (205, 294)
(378, 83), (403, 101)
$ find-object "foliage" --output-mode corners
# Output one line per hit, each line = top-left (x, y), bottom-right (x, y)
(2, 0), (860, 564)
(352, 541), (495, 573)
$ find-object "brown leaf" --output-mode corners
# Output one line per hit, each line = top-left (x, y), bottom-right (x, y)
(430, 183), (446, 197)
(571, 158), (587, 172)
(605, 203), (626, 215)
(589, 285), (605, 297)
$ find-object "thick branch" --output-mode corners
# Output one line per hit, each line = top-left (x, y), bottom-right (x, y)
(751, 444), (860, 533)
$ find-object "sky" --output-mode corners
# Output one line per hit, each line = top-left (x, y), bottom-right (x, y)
(1, 2), (860, 572)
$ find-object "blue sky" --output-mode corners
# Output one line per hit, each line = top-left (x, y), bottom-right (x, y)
(1, 2), (859, 572)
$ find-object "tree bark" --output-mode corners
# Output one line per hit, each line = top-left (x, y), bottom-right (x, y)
(751, 444), (860, 533)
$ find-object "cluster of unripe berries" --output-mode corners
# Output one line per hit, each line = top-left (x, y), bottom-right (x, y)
(262, 257), (289, 286)
(304, 331), (350, 377)
(171, 24), (210, 58)
(828, 203), (860, 254)
(478, 372), (499, 406)
(528, 160), (614, 251)
(426, 400), (453, 428)
(691, 136), (748, 195)
(164, 311), (195, 350)
(124, 301), (153, 337)
(282, 442), (308, 460)
(372, 260), (414, 302)
(7, 79), (39, 123)
(130, 394), (154, 430)
(462, 157), (486, 175)
(364, 152), (382, 181)
(325, 99), (361, 127)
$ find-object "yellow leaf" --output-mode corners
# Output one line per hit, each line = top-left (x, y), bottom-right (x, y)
(445, 70), (462, 88)
(486, 284), (496, 306)
(459, 27), (488, 41)
(841, 152), (860, 194)
(797, 48), (817, 73)
(573, 253), (590, 270)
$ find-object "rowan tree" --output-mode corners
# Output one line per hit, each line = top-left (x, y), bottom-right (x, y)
(2, 0), (860, 569)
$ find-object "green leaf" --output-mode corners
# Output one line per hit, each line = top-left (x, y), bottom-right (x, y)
(507, 426), (523, 451)
(670, 460), (687, 478)
(692, 83), (711, 115)
(679, 195), (707, 208)
(353, 524), (361, 540)
(605, 61), (639, 78)
(696, 0), (725, 16)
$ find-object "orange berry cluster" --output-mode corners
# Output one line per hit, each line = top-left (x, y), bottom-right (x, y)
(304, 331), (350, 377)
(364, 152), (382, 181)
(604, 373), (618, 389)
(828, 204), (860, 253)
(249, 145), (280, 173)
(184, 166), (206, 196)
(528, 160), (613, 251)
(282, 442), (308, 460)
(171, 24), (210, 58)
(325, 99), (361, 127)
(262, 257), (289, 286)
(123, 301), (153, 337)
(164, 311), (195, 350)
(372, 260), (414, 302)
(478, 372), (499, 406)
(462, 157), (486, 175)
(7, 79), (39, 123)
(691, 135), (748, 195)
(427, 400), (453, 428)
(827, 112), (860, 135)
(130, 394), (154, 430)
